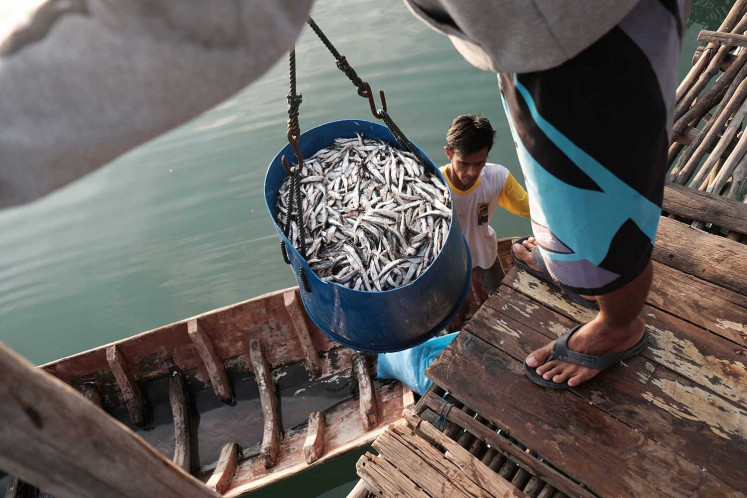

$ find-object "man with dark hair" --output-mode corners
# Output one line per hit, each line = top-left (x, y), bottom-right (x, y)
(441, 115), (529, 329)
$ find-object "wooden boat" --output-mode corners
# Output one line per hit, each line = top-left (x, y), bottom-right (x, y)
(1, 237), (519, 497)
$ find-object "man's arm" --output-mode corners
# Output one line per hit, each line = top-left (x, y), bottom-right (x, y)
(0, 0), (313, 209)
(497, 172), (530, 217)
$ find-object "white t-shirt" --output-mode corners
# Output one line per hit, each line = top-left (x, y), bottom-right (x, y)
(441, 163), (529, 269)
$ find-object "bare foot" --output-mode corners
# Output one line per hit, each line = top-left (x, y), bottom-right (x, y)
(525, 316), (645, 387)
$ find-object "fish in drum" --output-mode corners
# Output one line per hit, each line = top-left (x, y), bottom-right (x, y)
(276, 134), (452, 292)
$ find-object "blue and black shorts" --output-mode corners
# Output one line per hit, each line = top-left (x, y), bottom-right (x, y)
(500, 0), (685, 295)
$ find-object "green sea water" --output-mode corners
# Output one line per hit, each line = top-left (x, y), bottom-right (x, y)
(0, 0), (732, 496)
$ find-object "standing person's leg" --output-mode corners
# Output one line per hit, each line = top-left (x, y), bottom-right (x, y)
(499, 0), (684, 387)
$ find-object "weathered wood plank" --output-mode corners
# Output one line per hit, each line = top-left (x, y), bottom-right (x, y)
(403, 411), (526, 498)
(654, 216), (747, 294)
(504, 261), (747, 347)
(0, 343), (219, 498)
(417, 393), (593, 498)
(80, 382), (102, 407)
(249, 339), (280, 469)
(169, 371), (192, 473)
(648, 262), (747, 346)
(283, 290), (323, 376)
(426, 332), (740, 497)
(225, 379), (407, 497)
(352, 354), (378, 431)
(499, 272), (747, 408)
(105, 344), (145, 426)
(663, 184), (747, 233)
(346, 479), (370, 498)
(187, 319), (233, 404)
(698, 29), (747, 47)
(402, 385), (416, 410)
(303, 411), (325, 464)
(467, 286), (747, 491)
(372, 430), (474, 498)
(356, 452), (430, 498)
(206, 442), (239, 494)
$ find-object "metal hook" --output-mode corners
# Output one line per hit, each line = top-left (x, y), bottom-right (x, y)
(286, 132), (304, 173)
(357, 82), (387, 119)
(281, 155), (292, 175)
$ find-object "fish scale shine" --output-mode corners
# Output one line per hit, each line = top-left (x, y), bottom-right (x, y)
(277, 134), (452, 291)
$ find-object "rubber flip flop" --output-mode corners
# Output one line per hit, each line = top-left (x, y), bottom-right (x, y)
(510, 236), (599, 310)
(523, 324), (649, 390)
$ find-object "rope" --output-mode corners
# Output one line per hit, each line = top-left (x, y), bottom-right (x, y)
(434, 400), (454, 432)
(307, 18), (365, 88)
(306, 17), (430, 174)
(287, 50), (302, 140)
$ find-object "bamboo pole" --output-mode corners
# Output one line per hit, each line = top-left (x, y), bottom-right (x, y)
(0, 342), (219, 498)
(673, 48), (746, 140)
(672, 74), (747, 185)
(674, 13), (747, 119)
(707, 122), (747, 195)
(690, 96), (747, 189)
(692, 45), (737, 71)
(725, 151), (747, 199)
(675, 0), (747, 104)
(698, 30), (747, 48)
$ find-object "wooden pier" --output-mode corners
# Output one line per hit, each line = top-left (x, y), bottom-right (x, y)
(352, 3), (747, 495)
(353, 209), (746, 497)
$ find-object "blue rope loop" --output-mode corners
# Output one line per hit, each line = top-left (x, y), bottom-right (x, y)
(434, 400), (454, 432)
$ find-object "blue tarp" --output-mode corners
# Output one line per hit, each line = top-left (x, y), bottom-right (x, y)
(376, 332), (459, 395)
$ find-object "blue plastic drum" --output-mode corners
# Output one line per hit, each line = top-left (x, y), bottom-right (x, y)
(264, 119), (471, 353)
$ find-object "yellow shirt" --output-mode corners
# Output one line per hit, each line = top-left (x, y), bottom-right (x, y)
(441, 163), (529, 268)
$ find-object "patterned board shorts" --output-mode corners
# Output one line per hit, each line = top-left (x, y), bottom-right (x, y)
(499, 0), (685, 295)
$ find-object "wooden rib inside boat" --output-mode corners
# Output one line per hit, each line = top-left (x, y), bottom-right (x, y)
(0, 237), (519, 497)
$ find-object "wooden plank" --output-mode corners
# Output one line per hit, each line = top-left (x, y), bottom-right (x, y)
(42, 286), (339, 397)
(206, 442), (239, 494)
(0, 343), (219, 498)
(698, 29), (747, 47)
(426, 332), (740, 497)
(169, 371), (192, 473)
(187, 319), (233, 405)
(105, 345), (145, 426)
(352, 354), (378, 431)
(403, 411), (527, 498)
(648, 262), (747, 347)
(663, 183), (747, 233)
(80, 382), (102, 407)
(402, 385), (416, 410)
(417, 394), (593, 498)
(356, 452), (430, 498)
(500, 272), (747, 408)
(654, 216), (747, 295)
(283, 290), (323, 376)
(372, 430), (474, 498)
(346, 479), (370, 498)
(249, 339), (280, 469)
(467, 287), (747, 491)
(504, 259), (746, 347)
(303, 411), (325, 464)
(224, 380), (407, 497)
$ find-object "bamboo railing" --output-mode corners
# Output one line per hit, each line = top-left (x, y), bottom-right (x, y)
(669, 0), (747, 241)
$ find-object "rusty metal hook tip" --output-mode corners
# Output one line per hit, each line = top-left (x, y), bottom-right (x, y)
(281, 155), (292, 175)
(286, 133), (304, 172)
(358, 83), (387, 119)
